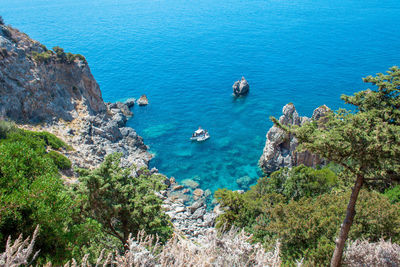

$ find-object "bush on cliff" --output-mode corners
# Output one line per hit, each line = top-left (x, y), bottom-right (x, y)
(75, 153), (173, 246)
(254, 164), (338, 201)
(47, 150), (72, 170)
(0, 120), (15, 139)
(0, 128), (98, 264)
(32, 46), (87, 64)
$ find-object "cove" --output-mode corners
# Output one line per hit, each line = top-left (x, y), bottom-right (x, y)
(2, 0), (400, 192)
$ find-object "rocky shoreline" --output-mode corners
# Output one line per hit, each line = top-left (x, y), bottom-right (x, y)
(0, 23), (217, 240)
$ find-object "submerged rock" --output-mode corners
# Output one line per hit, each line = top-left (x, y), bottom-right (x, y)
(236, 176), (254, 190)
(181, 179), (200, 189)
(258, 103), (328, 174)
(232, 76), (250, 97)
(137, 94), (149, 106)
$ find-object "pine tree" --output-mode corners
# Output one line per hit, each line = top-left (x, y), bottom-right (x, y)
(76, 153), (172, 246)
(272, 66), (400, 266)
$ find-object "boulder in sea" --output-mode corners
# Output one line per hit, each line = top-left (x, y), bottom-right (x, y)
(232, 76), (250, 97)
(193, 188), (204, 200)
(124, 98), (136, 108)
(258, 103), (329, 174)
(137, 94), (149, 106)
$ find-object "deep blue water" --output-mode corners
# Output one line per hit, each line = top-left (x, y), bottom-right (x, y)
(2, 0), (400, 192)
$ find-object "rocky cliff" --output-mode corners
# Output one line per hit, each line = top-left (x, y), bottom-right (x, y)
(259, 103), (329, 174)
(0, 24), (151, 169)
(0, 23), (217, 239)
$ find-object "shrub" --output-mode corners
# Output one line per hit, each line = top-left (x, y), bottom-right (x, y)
(30, 131), (70, 150)
(0, 120), (15, 139)
(264, 190), (400, 265)
(216, 172), (400, 266)
(254, 165), (338, 201)
(31, 50), (53, 63)
(384, 185), (400, 204)
(47, 150), (72, 170)
(0, 128), (100, 264)
(0, 16), (4, 25)
(76, 153), (173, 245)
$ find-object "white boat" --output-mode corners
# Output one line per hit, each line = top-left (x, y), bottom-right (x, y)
(190, 128), (210, 142)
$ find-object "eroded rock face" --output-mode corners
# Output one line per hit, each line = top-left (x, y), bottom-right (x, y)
(0, 24), (151, 170)
(232, 76), (249, 97)
(258, 103), (328, 174)
(0, 25), (105, 123)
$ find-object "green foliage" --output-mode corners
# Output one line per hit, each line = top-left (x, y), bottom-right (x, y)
(0, 130), (85, 264)
(32, 46), (87, 64)
(265, 190), (400, 265)
(0, 120), (15, 139)
(76, 153), (173, 245)
(32, 50), (53, 63)
(255, 165), (338, 201)
(30, 131), (70, 150)
(47, 151), (72, 170)
(4, 129), (69, 150)
(384, 185), (400, 204)
(216, 181), (400, 265)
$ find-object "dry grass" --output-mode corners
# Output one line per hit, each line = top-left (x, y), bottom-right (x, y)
(0, 226), (40, 267)
(343, 239), (400, 267)
(1, 227), (281, 267)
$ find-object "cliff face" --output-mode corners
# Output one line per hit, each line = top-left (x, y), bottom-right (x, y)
(259, 104), (329, 174)
(0, 24), (151, 169)
(0, 24), (105, 123)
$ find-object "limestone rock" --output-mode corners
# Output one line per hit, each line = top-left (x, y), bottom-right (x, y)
(193, 188), (204, 200)
(137, 94), (149, 106)
(172, 185), (184, 191)
(0, 25), (105, 123)
(232, 76), (250, 97)
(0, 24), (151, 170)
(259, 103), (328, 174)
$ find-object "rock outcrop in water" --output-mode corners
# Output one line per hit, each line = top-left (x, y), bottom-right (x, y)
(0, 24), (151, 169)
(137, 94), (149, 106)
(258, 103), (329, 174)
(232, 76), (250, 97)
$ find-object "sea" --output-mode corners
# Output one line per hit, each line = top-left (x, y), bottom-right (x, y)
(2, 0), (400, 192)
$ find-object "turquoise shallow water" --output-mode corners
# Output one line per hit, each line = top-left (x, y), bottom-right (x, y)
(2, 0), (400, 192)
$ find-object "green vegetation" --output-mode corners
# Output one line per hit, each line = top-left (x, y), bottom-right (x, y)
(47, 150), (72, 170)
(75, 153), (172, 245)
(259, 164), (338, 201)
(0, 124), (90, 263)
(31, 50), (53, 63)
(216, 67), (400, 266)
(215, 168), (400, 265)
(0, 121), (172, 264)
(32, 46), (87, 64)
(384, 185), (400, 204)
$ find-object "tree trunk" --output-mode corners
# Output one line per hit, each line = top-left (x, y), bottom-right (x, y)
(330, 174), (364, 267)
